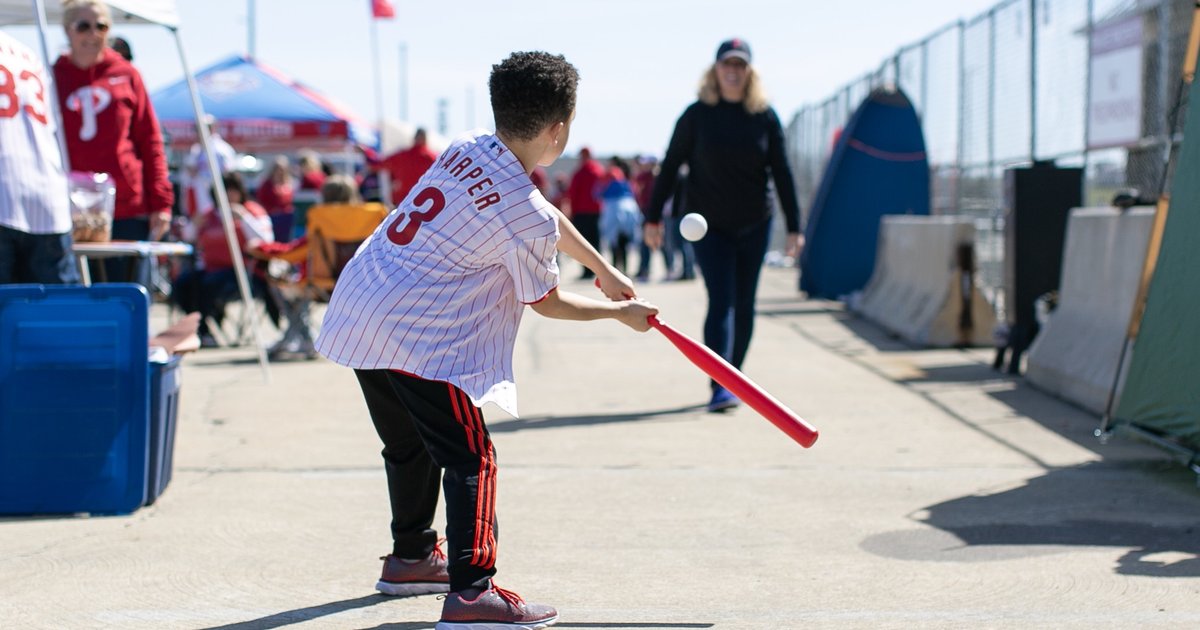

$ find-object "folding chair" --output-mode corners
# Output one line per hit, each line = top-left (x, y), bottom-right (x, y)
(261, 203), (389, 358)
(303, 202), (390, 301)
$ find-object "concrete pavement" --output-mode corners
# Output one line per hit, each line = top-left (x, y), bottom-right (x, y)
(2, 264), (1199, 629)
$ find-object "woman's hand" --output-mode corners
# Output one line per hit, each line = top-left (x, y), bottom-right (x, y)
(149, 210), (172, 241)
(785, 232), (804, 259)
(643, 222), (664, 250)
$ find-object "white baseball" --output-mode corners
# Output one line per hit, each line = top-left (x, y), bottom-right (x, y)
(679, 213), (708, 242)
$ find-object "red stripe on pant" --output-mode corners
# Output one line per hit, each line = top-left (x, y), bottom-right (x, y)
(448, 384), (497, 569)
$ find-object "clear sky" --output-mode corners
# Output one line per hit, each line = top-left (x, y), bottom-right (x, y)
(8, 0), (1001, 156)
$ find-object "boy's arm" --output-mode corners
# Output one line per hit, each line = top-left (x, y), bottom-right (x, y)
(550, 205), (637, 300)
(530, 288), (658, 332)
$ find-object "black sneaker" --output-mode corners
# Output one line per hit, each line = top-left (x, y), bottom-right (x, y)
(436, 582), (558, 629)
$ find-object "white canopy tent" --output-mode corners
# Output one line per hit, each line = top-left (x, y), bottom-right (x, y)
(1, 0), (270, 379)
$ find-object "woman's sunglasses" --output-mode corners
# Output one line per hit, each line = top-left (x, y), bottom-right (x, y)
(72, 20), (110, 34)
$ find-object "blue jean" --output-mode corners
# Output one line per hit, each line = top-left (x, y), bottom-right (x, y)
(691, 218), (771, 389)
(0, 225), (80, 284)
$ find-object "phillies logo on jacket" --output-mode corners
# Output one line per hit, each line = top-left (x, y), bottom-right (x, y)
(64, 85), (112, 141)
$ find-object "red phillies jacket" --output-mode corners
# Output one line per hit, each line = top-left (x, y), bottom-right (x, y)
(567, 157), (604, 216)
(381, 141), (437, 204)
(53, 48), (173, 220)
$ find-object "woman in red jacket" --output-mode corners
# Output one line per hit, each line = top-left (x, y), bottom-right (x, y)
(53, 1), (173, 283)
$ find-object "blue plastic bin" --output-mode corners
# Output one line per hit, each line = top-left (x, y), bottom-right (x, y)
(145, 355), (182, 505)
(0, 284), (151, 515)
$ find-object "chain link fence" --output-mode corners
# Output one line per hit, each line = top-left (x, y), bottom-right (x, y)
(786, 0), (1194, 308)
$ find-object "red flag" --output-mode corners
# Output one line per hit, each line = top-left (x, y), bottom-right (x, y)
(371, 0), (395, 19)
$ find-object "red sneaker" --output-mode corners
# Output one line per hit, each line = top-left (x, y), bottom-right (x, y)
(435, 583), (558, 629)
(375, 543), (450, 596)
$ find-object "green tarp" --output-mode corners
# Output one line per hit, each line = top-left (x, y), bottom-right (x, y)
(1113, 68), (1200, 452)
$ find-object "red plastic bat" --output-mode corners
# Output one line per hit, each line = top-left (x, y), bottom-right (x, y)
(648, 315), (819, 448)
(595, 279), (818, 447)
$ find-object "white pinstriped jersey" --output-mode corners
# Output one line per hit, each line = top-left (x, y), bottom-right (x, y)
(316, 130), (559, 417)
(0, 32), (70, 235)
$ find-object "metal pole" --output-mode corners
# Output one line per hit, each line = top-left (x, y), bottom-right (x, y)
(31, 0), (70, 175)
(989, 11), (997, 172)
(1083, 0), (1093, 179)
(247, 0), (256, 58)
(956, 20), (966, 214)
(172, 28), (271, 382)
(1157, 0), (1174, 173)
(1029, 0), (1038, 161)
(920, 39), (929, 120)
(399, 43), (408, 120)
(370, 19), (385, 122)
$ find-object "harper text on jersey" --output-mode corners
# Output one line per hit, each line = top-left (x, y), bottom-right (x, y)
(438, 149), (503, 211)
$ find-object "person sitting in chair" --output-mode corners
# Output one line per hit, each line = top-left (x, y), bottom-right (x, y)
(252, 174), (380, 360)
(172, 172), (276, 348)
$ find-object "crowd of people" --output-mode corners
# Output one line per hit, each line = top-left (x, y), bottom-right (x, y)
(537, 148), (696, 284)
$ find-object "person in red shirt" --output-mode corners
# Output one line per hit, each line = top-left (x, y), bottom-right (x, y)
(53, 0), (173, 284)
(171, 173), (276, 347)
(566, 146), (605, 278)
(256, 155), (296, 241)
(297, 150), (327, 193)
(380, 128), (438, 205)
(529, 165), (548, 196)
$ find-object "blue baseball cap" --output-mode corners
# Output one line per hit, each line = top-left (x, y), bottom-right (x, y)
(716, 38), (751, 63)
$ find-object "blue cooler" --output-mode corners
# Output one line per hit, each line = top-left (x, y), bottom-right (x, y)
(146, 354), (182, 505)
(0, 284), (151, 515)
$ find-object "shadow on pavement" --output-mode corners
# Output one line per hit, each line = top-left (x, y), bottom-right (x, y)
(365, 620), (716, 629)
(861, 460), (1200, 578)
(895, 362), (1015, 385)
(785, 299), (1200, 579)
(199, 594), (411, 630)
(487, 404), (707, 434)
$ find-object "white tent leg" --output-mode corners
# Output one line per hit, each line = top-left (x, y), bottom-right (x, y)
(171, 28), (271, 382)
(30, 0), (70, 175)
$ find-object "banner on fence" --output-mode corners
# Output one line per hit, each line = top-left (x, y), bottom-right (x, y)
(1088, 14), (1144, 149)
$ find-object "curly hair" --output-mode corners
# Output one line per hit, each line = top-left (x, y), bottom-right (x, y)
(489, 52), (579, 142)
(698, 64), (770, 115)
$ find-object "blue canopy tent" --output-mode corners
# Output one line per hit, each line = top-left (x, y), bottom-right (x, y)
(151, 55), (378, 153)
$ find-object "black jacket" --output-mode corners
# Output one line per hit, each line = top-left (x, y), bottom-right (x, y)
(647, 99), (801, 235)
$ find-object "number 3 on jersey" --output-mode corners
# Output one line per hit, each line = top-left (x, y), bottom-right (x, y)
(387, 186), (446, 246)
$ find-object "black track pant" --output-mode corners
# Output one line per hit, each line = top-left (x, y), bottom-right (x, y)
(355, 369), (498, 592)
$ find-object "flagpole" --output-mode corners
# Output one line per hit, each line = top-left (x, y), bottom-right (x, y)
(369, 1), (395, 206)
(247, 0), (256, 58)
(370, 17), (385, 124)
(399, 42), (408, 121)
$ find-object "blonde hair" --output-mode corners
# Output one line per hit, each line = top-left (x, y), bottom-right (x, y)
(61, 0), (110, 28)
(320, 175), (361, 204)
(268, 156), (291, 183)
(297, 151), (321, 173)
(698, 64), (770, 115)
